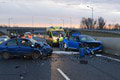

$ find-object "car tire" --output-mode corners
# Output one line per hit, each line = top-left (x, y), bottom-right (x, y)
(31, 51), (40, 60)
(63, 43), (68, 51)
(2, 52), (10, 59)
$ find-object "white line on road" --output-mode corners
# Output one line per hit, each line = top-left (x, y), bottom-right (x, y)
(96, 54), (120, 62)
(57, 68), (71, 80)
(53, 51), (79, 55)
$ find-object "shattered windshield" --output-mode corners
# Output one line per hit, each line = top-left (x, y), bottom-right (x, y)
(80, 36), (96, 42)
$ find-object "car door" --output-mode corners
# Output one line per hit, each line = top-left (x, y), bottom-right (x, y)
(68, 36), (80, 49)
(6, 39), (18, 55)
(17, 39), (34, 55)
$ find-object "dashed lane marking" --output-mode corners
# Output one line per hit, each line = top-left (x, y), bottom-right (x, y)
(57, 68), (71, 80)
(53, 51), (79, 55)
(96, 54), (120, 62)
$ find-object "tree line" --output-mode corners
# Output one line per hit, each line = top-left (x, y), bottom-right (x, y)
(80, 17), (120, 30)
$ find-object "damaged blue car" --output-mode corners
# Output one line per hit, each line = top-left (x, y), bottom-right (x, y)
(0, 38), (53, 59)
(63, 33), (103, 53)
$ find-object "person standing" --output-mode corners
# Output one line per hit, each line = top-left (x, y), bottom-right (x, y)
(58, 33), (64, 50)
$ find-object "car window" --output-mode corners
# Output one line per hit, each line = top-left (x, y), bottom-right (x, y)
(7, 40), (17, 46)
(69, 37), (73, 40)
(18, 39), (32, 47)
(79, 36), (95, 42)
(69, 36), (79, 41)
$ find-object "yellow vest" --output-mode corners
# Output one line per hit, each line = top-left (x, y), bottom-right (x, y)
(59, 37), (63, 42)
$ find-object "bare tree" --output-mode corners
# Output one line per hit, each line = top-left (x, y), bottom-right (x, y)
(114, 23), (120, 30)
(81, 17), (96, 29)
(98, 17), (106, 29)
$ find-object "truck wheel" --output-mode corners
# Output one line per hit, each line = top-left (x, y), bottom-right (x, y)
(32, 51), (40, 60)
(2, 52), (10, 59)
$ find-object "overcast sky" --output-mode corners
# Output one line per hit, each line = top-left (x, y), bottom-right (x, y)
(0, 0), (120, 27)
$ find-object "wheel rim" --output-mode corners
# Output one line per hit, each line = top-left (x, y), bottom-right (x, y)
(3, 52), (9, 59)
(33, 54), (39, 59)
(32, 52), (40, 59)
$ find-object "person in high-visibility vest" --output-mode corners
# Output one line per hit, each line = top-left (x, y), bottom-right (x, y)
(58, 33), (64, 50)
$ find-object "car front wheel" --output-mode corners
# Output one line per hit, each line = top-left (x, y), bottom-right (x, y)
(2, 52), (10, 59)
(31, 51), (40, 60)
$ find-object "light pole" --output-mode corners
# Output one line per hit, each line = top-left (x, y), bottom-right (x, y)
(61, 19), (64, 27)
(8, 17), (13, 27)
(70, 17), (72, 28)
(32, 16), (33, 27)
(87, 6), (94, 29)
(87, 6), (93, 20)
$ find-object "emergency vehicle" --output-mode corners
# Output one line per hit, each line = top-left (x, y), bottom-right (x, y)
(46, 26), (66, 46)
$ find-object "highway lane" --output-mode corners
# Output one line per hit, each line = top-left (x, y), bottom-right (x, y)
(0, 54), (120, 80)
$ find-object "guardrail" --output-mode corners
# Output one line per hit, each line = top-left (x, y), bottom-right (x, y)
(79, 29), (120, 34)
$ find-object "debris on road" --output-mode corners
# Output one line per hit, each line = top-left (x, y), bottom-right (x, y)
(15, 65), (20, 69)
(20, 74), (24, 80)
(80, 60), (88, 64)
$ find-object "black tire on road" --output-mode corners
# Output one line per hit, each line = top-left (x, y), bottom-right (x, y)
(2, 52), (10, 59)
(31, 51), (40, 60)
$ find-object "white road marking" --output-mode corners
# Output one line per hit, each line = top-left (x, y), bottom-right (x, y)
(57, 68), (71, 80)
(96, 54), (120, 62)
(53, 51), (79, 55)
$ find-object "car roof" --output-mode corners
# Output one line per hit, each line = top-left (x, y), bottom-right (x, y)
(79, 35), (90, 37)
(71, 33), (81, 36)
(72, 34), (89, 37)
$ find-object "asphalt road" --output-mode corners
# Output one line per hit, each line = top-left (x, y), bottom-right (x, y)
(0, 54), (120, 80)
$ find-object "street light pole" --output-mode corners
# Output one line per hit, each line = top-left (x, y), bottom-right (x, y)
(87, 6), (93, 20)
(32, 16), (34, 27)
(8, 17), (13, 27)
(70, 17), (72, 28)
(87, 6), (94, 29)
(92, 7), (93, 20)
(61, 19), (64, 27)
(32, 16), (33, 27)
